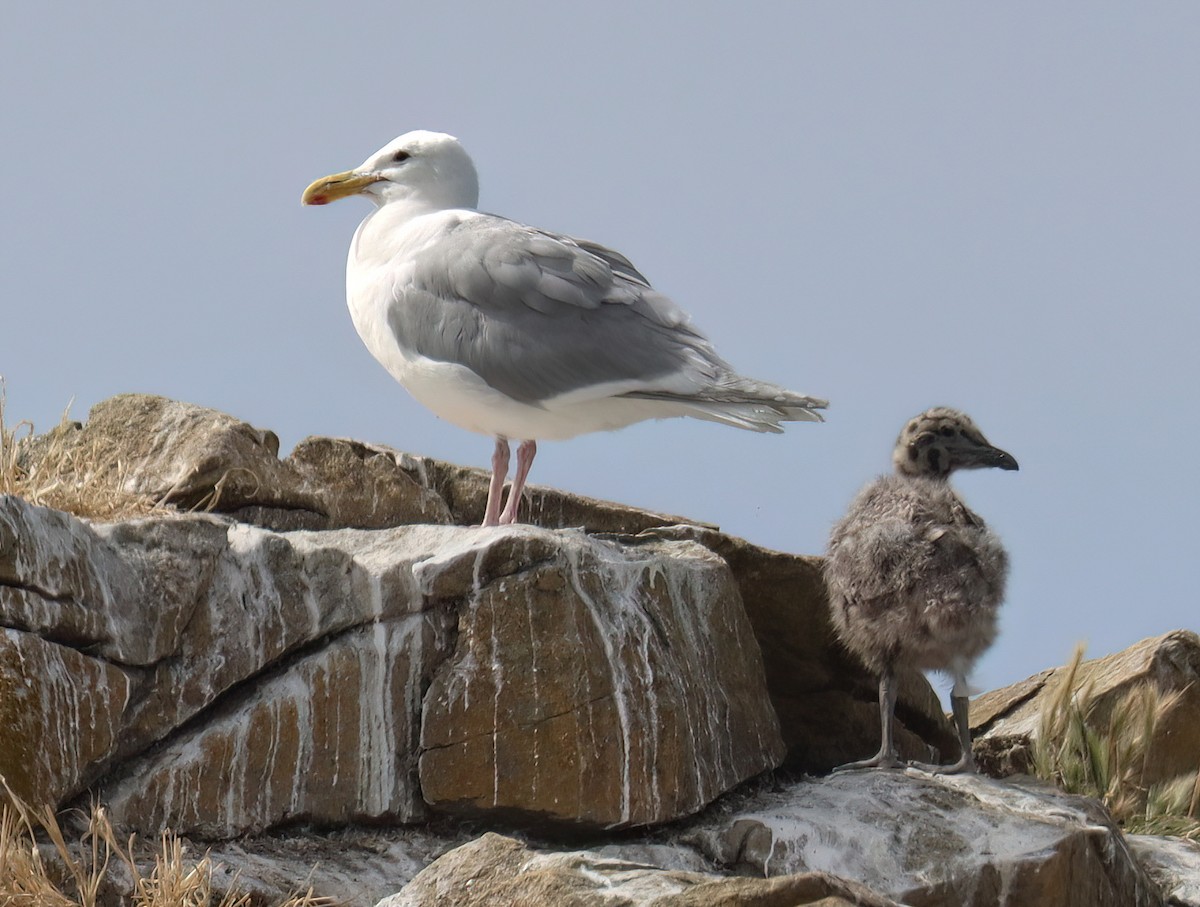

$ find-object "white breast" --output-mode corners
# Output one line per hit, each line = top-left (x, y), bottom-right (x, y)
(344, 208), (687, 441)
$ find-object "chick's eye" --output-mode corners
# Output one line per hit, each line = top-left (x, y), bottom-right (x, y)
(391, 150), (411, 163)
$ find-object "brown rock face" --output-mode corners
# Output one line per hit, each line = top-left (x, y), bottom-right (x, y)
(0, 492), (785, 837)
(638, 526), (958, 770)
(418, 534), (785, 828)
(101, 617), (441, 837)
(972, 631), (1200, 788)
(0, 629), (130, 807)
(2, 394), (957, 841)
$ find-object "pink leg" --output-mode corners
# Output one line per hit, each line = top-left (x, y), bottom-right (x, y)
(482, 437), (510, 527)
(498, 440), (537, 525)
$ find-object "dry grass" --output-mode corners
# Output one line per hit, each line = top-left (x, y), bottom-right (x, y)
(1033, 643), (1200, 839)
(0, 382), (165, 521)
(0, 781), (333, 907)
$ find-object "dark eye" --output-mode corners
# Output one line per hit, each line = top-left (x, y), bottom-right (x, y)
(391, 150), (411, 163)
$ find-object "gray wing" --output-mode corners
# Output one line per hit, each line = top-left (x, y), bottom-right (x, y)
(387, 214), (728, 405)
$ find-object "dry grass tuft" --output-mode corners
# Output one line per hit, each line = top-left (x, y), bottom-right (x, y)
(1033, 643), (1200, 839)
(0, 382), (166, 521)
(0, 780), (332, 907)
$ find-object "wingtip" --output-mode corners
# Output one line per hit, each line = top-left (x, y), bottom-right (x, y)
(789, 397), (829, 423)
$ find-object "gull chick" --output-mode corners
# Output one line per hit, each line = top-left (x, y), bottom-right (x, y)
(303, 130), (826, 526)
(825, 407), (1018, 773)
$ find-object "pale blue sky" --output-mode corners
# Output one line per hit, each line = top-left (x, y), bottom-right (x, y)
(3, 3), (1197, 696)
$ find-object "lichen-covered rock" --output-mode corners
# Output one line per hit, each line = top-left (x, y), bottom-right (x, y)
(973, 631), (1200, 788)
(376, 833), (901, 907)
(418, 532), (785, 828)
(685, 772), (1162, 907)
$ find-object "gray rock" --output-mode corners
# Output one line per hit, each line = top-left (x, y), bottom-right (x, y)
(1128, 836), (1200, 906)
(684, 771), (1162, 907)
(376, 833), (901, 907)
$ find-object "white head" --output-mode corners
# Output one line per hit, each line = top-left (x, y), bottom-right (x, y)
(301, 130), (480, 212)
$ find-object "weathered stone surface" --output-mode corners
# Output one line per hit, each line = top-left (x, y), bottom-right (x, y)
(1128, 835), (1200, 906)
(19, 394), (454, 530)
(204, 828), (465, 907)
(16, 394), (958, 775)
(106, 768), (1188, 907)
(685, 772), (1163, 907)
(377, 833), (901, 907)
(0, 628), (130, 806)
(412, 456), (707, 534)
(285, 436), (453, 528)
(21, 393), (695, 534)
(0, 495), (154, 662)
(418, 531), (786, 828)
(1, 490), (786, 838)
(101, 616), (442, 837)
(108, 521), (445, 759)
(973, 631), (1200, 788)
(0, 502), (469, 833)
(639, 525), (958, 770)
(34, 394), (314, 513)
(2, 395), (971, 854)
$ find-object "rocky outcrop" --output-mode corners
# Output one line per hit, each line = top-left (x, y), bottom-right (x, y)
(0, 628), (130, 809)
(378, 832), (902, 907)
(417, 530), (784, 827)
(684, 772), (1162, 907)
(22, 393), (691, 534)
(0, 494), (784, 835)
(15, 394), (956, 776)
(972, 631), (1200, 787)
(9, 393), (1188, 907)
(652, 525), (958, 769)
(367, 771), (1163, 907)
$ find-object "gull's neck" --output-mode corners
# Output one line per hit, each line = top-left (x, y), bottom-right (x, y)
(350, 196), (471, 271)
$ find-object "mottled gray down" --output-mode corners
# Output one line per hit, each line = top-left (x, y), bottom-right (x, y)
(825, 473), (1008, 674)
(386, 214), (817, 412)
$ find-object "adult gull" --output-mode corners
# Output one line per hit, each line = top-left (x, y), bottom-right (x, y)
(302, 130), (826, 526)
